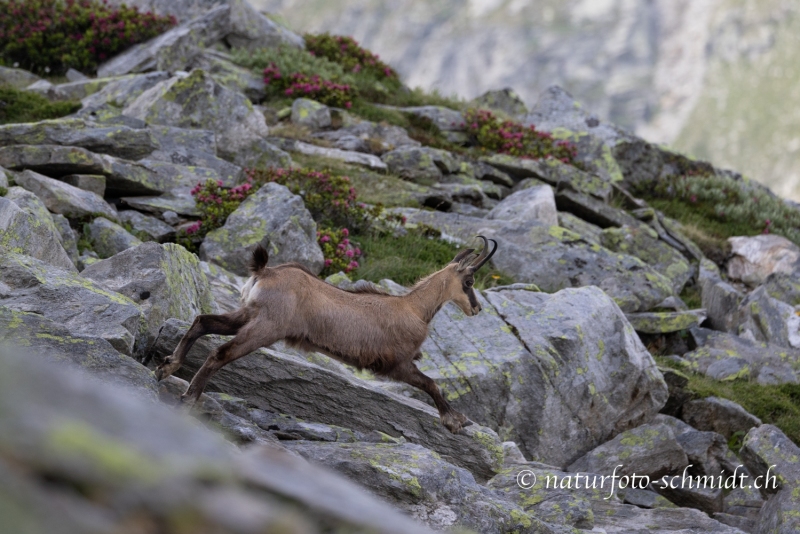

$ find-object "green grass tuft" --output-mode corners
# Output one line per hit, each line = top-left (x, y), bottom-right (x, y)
(657, 356), (800, 445)
(0, 85), (80, 124)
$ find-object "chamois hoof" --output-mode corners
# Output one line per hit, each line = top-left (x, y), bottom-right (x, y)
(154, 357), (181, 381)
(441, 411), (470, 434)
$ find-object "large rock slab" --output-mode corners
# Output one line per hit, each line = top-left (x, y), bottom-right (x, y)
(0, 119), (157, 160)
(199, 260), (247, 314)
(0, 197), (75, 271)
(14, 170), (117, 220)
(285, 441), (555, 533)
(481, 286), (668, 466)
(151, 318), (505, 481)
(382, 146), (458, 185)
(144, 125), (243, 183)
(118, 210), (174, 242)
(727, 235), (800, 286)
(700, 264), (744, 333)
(680, 397), (762, 441)
(625, 310), (706, 334)
(200, 182), (324, 276)
(683, 328), (800, 385)
(291, 98), (331, 129)
(0, 345), (432, 534)
(275, 137), (386, 170)
(591, 499), (746, 533)
(0, 251), (143, 355)
(123, 70), (270, 161)
(81, 242), (215, 349)
(567, 423), (688, 479)
(486, 185), (558, 226)
(398, 208), (674, 313)
(80, 71), (171, 110)
(314, 119), (421, 154)
(0, 145), (163, 196)
(0, 65), (41, 89)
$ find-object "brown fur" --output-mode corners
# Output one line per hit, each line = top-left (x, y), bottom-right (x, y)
(155, 238), (497, 433)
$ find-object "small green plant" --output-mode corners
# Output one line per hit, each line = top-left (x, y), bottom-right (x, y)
(0, 0), (176, 75)
(0, 85), (80, 124)
(176, 179), (257, 250)
(637, 171), (800, 248)
(232, 44), (348, 82)
(463, 108), (578, 162)
(264, 65), (356, 108)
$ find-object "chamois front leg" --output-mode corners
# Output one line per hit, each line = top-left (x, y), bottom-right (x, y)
(155, 311), (248, 381)
(389, 358), (472, 433)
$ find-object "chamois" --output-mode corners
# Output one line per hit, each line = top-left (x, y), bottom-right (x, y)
(155, 236), (498, 433)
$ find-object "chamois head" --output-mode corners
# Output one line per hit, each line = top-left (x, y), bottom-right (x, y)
(445, 236), (498, 317)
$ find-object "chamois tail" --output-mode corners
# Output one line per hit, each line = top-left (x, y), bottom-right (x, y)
(249, 244), (269, 274)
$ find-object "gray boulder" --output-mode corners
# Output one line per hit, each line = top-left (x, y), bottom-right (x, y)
(199, 260), (247, 314)
(398, 208), (674, 313)
(680, 397), (762, 441)
(275, 138), (385, 170)
(190, 48), (267, 101)
(625, 310), (706, 334)
(592, 500), (748, 533)
(0, 307), (156, 396)
(700, 263), (744, 333)
(200, 182), (324, 276)
(14, 170), (117, 220)
(0, 65), (41, 89)
(472, 88), (528, 117)
(121, 190), (199, 217)
(86, 217), (144, 258)
(5, 186), (62, 240)
(0, 118), (157, 160)
(486, 185), (558, 226)
(81, 242), (215, 349)
(382, 146), (459, 185)
(481, 286), (668, 466)
(80, 71), (171, 110)
(727, 235), (800, 286)
(144, 125), (243, 183)
(61, 174), (106, 196)
(0, 346), (432, 534)
(314, 119), (421, 154)
(0, 197), (75, 271)
(50, 213), (80, 266)
(567, 423), (689, 480)
(0, 251), (143, 355)
(683, 328), (800, 384)
(150, 318), (506, 481)
(291, 98), (331, 129)
(736, 285), (800, 349)
(0, 145), (162, 196)
(285, 441), (554, 533)
(118, 210), (175, 242)
(123, 70), (270, 162)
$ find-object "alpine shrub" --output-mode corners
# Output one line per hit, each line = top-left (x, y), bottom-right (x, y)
(0, 0), (176, 75)
(304, 33), (398, 81)
(463, 108), (577, 163)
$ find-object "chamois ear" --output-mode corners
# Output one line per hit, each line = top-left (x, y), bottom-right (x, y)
(451, 248), (475, 265)
(249, 244), (269, 274)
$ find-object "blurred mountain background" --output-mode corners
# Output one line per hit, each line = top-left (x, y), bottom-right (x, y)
(254, 0), (800, 201)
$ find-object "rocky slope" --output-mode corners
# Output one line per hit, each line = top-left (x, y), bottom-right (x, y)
(2, 1), (800, 533)
(256, 0), (800, 202)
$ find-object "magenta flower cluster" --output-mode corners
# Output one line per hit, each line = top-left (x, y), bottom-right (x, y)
(317, 227), (362, 274)
(262, 63), (355, 108)
(304, 33), (399, 82)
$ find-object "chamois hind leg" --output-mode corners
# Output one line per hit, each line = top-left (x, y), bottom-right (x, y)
(388, 358), (472, 434)
(181, 320), (282, 405)
(155, 310), (249, 381)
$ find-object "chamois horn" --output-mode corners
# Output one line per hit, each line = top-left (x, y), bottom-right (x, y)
(469, 235), (497, 271)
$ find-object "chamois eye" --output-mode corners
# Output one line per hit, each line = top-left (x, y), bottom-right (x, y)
(465, 279), (474, 288)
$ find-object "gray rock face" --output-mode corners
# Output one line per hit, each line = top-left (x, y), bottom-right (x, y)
(50, 213), (80, 266)
(190, 49), (267, 101)
(395, 105), (465, 133)
(199, 260), (247, 313)
(486, 185), (558, 226)
(285, 441), (553, 533)
(592, 500), (748, 533)
(81, 242), (215, 349)
(567, 423), (689, 480)
(275, 138), (386, 170)
(87, 217), (144, 259)
(735, 285), (800, 350)
(624, 310), (706, 334)
(118, 210), (175, 242)
(701, 267), (744, 333)
(382, 146), (459, 185)
(0, 346), (431, 534)
(200, 182), (324, 276)
(0, 307), (156, 396)
(61, 174), (106, 196)
(482, 286), (668, 466)
(124, 70), (270, 161)
(0, 197), (75, 271)
(144, 125), (243, 183)
(291, 98), (331, 129)
(14, 170), (117, 220)
(0, 145), (162, 196)
(398, 208), (674, 313)
(728, 235), (800, 286)
(0, 119), (157, 160)
(683, 328), (800, 385)
(80, 71), (171, 111)
(5, 186), (62, 239)
(680, 397), (762, 441)
(0, 251), (143, 355)
(151, 318), (505, 481)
